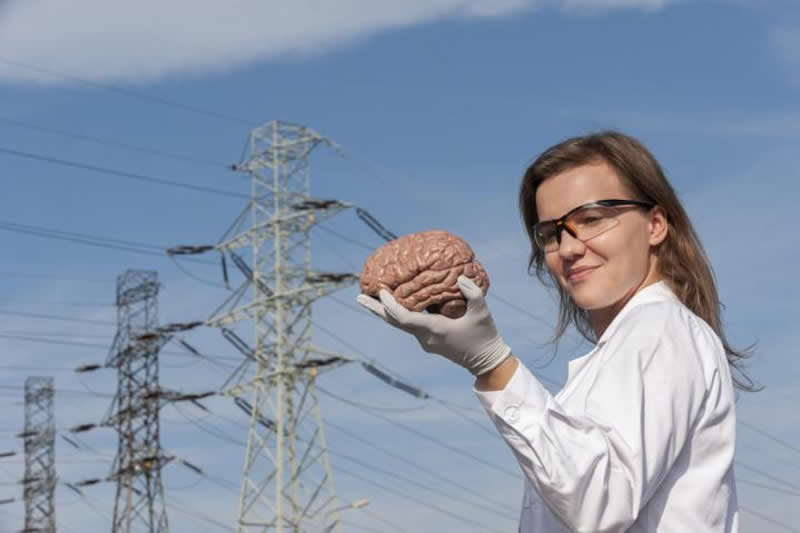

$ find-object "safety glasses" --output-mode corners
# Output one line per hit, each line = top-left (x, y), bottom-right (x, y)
(532, 199), (655, 252)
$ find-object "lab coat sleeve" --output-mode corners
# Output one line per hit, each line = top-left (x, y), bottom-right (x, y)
(475, 304), (712, 533)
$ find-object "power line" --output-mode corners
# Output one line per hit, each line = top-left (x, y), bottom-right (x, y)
(0, 331), (242, 364)
(315, 223), (557, 337)
(1, 330), (110, 339)
(1, 220), (164, 250)
(0, 300), (114, 307)
(333, 465), (504, 533)
(0, 219), (217, 265)
(738, 478), (800, 497)
(315, 224), (373, 251)
(0, 220), (169, 258)
(328, 447), (517, 524)
(0, 309), (115, 326)
(359, 508), (411, 533)
(739, 420), (800, 458)
(324, 419), (518, 515)
(0, 363), (75, 371)
(324, 289), (564, 388)
(2, 314), (796, 497)
(0, 145), (248, 199)
(338, 519), (386, 533)
(0, 56), (252, 126)
(0, 272), (112, 283)
(66, 487), (113, 524)
(176, 401), (506, 532)
(0, 116), (227, 169)
(737, 439), (800, 473)
(736, 460), (800, 492)
(167, 499), (236, 532)
(317, 385), (521, 480)
(311, 386), (425, 414)
(313, 308), (560, 411)
(0, 384), (114, 399)
(165, 405), (800, 533)
(740, 505), (800, 533)
(171, 404), (247, 448)
(435, 398), (501, 438)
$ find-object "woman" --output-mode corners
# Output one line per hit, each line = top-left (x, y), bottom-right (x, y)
(356, 131), (753, 532)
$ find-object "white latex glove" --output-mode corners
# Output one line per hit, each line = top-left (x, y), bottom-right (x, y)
(356, 275), (511, 375)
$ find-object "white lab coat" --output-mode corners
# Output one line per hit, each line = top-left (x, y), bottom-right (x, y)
(475, 281), (738, 532)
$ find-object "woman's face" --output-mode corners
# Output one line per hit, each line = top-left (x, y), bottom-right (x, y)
(535, 160), (667, 331)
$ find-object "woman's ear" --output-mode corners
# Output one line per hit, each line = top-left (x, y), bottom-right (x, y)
(648, 206), (668, 246)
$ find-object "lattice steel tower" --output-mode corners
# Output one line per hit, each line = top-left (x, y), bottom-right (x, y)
(23, 376), (56, 533)
(208, 120), (356, 532)
(105, 270), (169, 533)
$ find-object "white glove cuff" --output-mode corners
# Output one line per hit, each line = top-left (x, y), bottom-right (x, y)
(468, 337), (512, 376)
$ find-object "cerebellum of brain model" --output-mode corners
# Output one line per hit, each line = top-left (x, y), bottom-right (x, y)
(359, 230), (490, 318)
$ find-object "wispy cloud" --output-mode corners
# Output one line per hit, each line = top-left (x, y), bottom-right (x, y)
(560, 107), (800, 139)
(562, 0), (669, 12)
(0, 0), (670, 85)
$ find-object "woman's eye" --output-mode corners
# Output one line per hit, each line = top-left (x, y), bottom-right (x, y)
(537, 227), (557, 243)
(574, 215), (602, 226)
(573, 209), (609, 226)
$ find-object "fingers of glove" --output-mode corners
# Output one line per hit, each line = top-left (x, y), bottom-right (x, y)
(378, 290), (443, 332)
(356, 294), (389, 322)
(457, 275), (483, 299)
(378, 289), (416, 326)
(458, 275), (488, 313)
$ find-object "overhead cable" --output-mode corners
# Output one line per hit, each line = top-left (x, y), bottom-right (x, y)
(0, 145), (248, 199)
(324, 418), (518, 515)
(0, 116), (227, 169)
(329, 447), (517, 524)
(0, 219), (216, 264)
(0, 56), (252, 126)
(0, 309), (114, 326)
(0, 331), (241, 364)
(739, 420), (800, 457)
(185, 404), (507, 532)
(333, 465), (504, 533)
(316, 385), (520, 480)
(739, 505), (800, 533)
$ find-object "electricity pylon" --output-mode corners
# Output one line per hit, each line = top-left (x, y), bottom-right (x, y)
(207, 120), (357, 532)
(105, 270), (169, 533)
(23, 376), (56, 533)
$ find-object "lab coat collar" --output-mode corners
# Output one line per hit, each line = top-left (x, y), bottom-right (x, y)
(596, 280), (678, 347)
(564, 281), (677, 387)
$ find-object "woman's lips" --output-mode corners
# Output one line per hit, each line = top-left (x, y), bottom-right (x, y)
(567, 266), (598, 282)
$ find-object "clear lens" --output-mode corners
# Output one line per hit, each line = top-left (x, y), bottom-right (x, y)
(570, 206), (620, 238)
(534, 221), (559, 251)
(535, 205), (622, 252)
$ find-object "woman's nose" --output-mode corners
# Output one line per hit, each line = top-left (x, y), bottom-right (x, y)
(557, 229), (585, 258)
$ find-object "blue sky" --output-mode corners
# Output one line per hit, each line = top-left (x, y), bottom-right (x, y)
(0, 0), (798, 531)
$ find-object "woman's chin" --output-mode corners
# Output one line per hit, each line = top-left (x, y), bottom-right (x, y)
(567, 286), (615, 312)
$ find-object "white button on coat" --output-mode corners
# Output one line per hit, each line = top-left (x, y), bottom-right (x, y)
(504, 406), (520, 423)
(476, 281), (739, 532)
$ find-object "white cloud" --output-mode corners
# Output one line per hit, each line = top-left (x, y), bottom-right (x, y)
(0, 0), (669, 85)
(564, 0), (668, 11)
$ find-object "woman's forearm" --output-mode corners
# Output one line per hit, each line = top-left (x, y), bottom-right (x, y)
(475, 355), (519, 391)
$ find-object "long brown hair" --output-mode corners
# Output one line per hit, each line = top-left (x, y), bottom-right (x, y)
(519, 131), (758, 392)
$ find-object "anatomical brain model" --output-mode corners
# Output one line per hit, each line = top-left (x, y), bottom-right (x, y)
(359, 230), (490, 318)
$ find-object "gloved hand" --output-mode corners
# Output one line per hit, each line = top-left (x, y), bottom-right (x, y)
(356, 275), (511, 376)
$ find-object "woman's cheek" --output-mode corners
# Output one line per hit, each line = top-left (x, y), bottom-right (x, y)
(545, 254), (560, 277)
